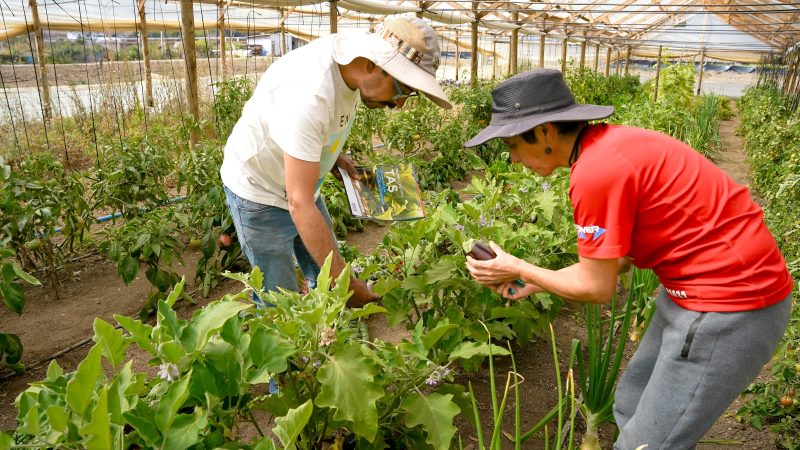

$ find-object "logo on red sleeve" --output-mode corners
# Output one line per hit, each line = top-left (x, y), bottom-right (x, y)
(575, 224), (606, 241)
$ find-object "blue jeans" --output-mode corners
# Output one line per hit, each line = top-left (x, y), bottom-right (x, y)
(224, 186), (335, 302)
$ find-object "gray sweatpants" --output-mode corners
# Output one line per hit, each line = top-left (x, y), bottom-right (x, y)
(613, 289), (792, 450)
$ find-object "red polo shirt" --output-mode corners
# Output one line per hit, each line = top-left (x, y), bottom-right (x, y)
(570, 124), (792, 312)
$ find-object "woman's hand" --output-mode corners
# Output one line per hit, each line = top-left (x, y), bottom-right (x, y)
(466, 241), (524, 286)
(495, 281), (541, 301)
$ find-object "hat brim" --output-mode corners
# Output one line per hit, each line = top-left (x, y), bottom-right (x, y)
(464, 103), (614, 147)
(380, 53), (453, 109)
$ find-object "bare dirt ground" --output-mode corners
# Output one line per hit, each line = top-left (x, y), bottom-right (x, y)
(0, 107), (782, 448)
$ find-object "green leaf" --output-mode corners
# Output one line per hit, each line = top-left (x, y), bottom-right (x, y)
(162, 412), (208, 450)
(424, 259), (456, 284)
(0, 432), (11, 450)
(154, 369), (193, 433)
(250, 266), (264, 291)
(370, 277), (400, 296)
(93, 318), (127, 367)
(114, 315), (157, 354)
(80, 386), (112, 450)
(421, 324), (458, 351)
(252, 437), (278, 450)
(315, 345), (383, 441)
(400, 392), (459, 450)
(117, 255), (139, 284)
(0, 281), (24, 314)
(124, 402), (160, 447)
(248, 328), (296, 383)
(0, 333), (23, 364)
(66, 345), (103, 419)
(535, 190), (558, 222)
(45, 405), (69, 437)
(181, 300), (251, 352)
(448, 341), (510, 362)
(348, 303), (387, 320)
(157, 299), (187, 341)
(10, 263), (40, 286)
(273, 400), (313, 449)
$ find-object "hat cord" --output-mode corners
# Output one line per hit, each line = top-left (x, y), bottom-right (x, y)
(568, 124), (589, 167)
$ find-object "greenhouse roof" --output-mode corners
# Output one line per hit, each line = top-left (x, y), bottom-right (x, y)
(0, 0), (797, 61)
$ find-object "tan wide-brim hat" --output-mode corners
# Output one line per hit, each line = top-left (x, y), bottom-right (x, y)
(333, 16), (452, 109)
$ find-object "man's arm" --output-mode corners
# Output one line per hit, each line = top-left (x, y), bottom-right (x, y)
(284, 153), (377, 305)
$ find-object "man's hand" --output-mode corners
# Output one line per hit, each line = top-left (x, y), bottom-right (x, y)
(346, 277), (380, 308)
(332, 153), (359, 181)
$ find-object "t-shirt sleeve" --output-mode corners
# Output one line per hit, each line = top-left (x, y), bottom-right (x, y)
(569, 150), (638, 260)
(265, 84), (329, 162)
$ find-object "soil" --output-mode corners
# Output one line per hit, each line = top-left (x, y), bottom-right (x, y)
(0, 108), (782, 449)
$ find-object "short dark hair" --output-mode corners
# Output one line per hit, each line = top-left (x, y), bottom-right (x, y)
(519, 121), (588, 144)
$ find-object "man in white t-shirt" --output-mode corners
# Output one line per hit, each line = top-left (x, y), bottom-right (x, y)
(220, 16), (451, 307)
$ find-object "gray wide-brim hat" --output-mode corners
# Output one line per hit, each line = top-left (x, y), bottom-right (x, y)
(465, 69), (614, 147)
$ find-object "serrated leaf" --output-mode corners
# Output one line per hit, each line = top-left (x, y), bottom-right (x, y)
(315, 345), (383, 441)
(273, 400), (313, 448)
(80, 386), (112, 450)
(181, 300), (250, 352)
(448, 341), (510, 362)
(93, 318), (127, 367)
(400, 393), (459, 450)
(66, 345), (102, 419)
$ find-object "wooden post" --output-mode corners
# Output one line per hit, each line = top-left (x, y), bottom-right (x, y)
(471, 3), (479, 87)
(788, 55), (799, 94)
(605, 46), (611, 76)
(561, 37), (568, 74)
(509, 10), (519, 76)
(28, 0), (50, 119)
(696, 48), (706, 96)
(329, 0), (338, 34)
(218, 0), (227, 81)
(137, 0), (154, 106)
(654, 44), (663, 101)
(579, 38), (586, 69)
(417, 1), (425, 18)
(180, 0), (199, 148)
(280, 9), (287, 56)
(539, 33), (546, 68)
(454, 30), (460, 82)
(492, 37), (497, 79)
(594, 43), (600, 72)
(625, 45), (631, 76)
(616, 50), (622, 75)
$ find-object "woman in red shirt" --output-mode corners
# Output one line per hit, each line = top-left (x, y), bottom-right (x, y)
(465, 68), (793, 449)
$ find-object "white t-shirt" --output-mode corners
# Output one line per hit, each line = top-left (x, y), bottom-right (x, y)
(220, 34), (360, 209)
